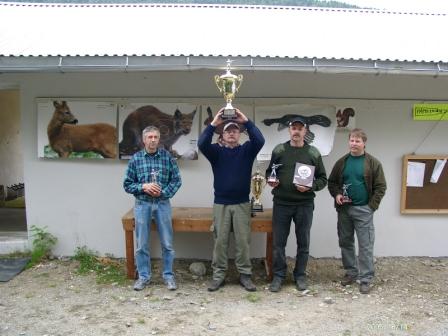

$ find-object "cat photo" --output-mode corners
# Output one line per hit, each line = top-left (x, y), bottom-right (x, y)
(118, 103), (199, 160)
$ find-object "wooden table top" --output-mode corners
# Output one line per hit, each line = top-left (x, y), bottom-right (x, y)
(122, 207), (272, 232)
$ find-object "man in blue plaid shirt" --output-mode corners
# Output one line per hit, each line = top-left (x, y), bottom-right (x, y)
(124, 126), (182, 291)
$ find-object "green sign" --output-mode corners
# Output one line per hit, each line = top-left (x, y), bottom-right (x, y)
(413, 104), (448, 121)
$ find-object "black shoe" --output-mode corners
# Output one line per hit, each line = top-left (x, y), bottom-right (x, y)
(359, 282), (371, 294)
(341, 275), (357, 286)
(295, 276), (307, 291)
(239, 274), (256, 292)
(268, 276), (283, 292)
(207, 279), (225, 292)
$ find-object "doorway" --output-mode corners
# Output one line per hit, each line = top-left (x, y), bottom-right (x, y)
(0, 88), (28, 253)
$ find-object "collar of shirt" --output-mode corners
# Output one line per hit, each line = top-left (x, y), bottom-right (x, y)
(144, 148), (161, 158)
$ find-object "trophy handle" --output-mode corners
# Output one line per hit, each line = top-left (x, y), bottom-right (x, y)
(235, 74), (243, 92)
(214, 75), (223, 93)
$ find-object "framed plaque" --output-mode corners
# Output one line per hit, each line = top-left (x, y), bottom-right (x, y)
(293, 162), (315, 187)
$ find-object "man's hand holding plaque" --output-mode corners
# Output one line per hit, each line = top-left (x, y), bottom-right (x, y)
(293, 162), (315, 192)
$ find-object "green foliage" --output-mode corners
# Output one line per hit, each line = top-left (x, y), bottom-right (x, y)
(73, 246), (99, 274)
(245, 292), (261, 303)
(3, 196), (26, 208)
(27, 225), (57, 268)
(73, 246), (128, 285)
(44, 145), (103, 159)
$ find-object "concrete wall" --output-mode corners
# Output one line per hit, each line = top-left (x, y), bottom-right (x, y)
(0, 70), (447, 258)
(0, 90), (22, 187)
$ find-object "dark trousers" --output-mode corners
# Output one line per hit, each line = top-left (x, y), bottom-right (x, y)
(272, 202), (314, 280)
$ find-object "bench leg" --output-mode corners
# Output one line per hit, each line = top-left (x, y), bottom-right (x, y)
(265, 232), (273, 281)
(125, 229), (136, 279)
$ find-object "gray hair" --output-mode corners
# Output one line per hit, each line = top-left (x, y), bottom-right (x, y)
(142, 126), (160, 137)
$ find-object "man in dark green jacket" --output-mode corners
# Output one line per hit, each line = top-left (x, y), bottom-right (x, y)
(328, 128), (386, 294)
(266, 117), (327, 292)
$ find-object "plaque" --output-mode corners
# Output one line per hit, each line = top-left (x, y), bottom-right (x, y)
(293, 162), (315, 187)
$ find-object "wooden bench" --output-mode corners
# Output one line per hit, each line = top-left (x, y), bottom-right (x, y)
(122, 207), (273, 280)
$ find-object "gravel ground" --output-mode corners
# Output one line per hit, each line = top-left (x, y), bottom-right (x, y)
(1, 256), (447, 336)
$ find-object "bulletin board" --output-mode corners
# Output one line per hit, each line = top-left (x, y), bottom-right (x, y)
(401, 154), (448, 214)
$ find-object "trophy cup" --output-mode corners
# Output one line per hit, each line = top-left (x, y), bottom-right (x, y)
(251, 169), (266, 213)
(150, 169), (160, 185)
(214, 59), (243, 120)
(342, 183), (352, 203)
(267, 163), (282, 183)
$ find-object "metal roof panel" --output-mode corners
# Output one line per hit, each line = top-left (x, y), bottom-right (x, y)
(0, 2), (447, 62)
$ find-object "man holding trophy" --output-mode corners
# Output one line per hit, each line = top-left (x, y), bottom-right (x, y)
(123, 126), (182, 292)
(198, 105), (265, 292)
(328, 128), (386, 294)
(266, 117), (327, 292)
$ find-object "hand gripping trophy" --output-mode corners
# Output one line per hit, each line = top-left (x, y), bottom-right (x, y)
(268, 163), (282, 183)
(214, 59), (243, 120)
(251, 168), (266, 213)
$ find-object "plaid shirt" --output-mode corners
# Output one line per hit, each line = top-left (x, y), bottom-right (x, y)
(123, 148), (182, 201)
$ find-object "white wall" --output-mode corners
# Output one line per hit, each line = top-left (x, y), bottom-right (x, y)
(1, 70), (447, 258)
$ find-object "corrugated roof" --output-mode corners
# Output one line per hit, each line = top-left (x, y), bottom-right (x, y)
(0, 2), (447, 63)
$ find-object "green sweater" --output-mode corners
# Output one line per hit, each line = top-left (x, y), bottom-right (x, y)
(328, 152), (387, 211)
(266, 141), (328, 205)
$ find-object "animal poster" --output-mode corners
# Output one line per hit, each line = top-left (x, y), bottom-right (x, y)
(37, 100), (118, 159)
(118, 102), (199, 160)
(200, 104), (254, 146)
(336, 107), (356, 131)
(255, 103), (337, 161)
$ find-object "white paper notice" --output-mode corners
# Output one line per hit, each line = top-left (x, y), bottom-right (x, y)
(407, 161), (425, 187)
(430, 159), (447, 183)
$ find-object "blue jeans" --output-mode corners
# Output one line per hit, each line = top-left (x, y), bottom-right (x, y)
(272, 202), (314, 280)
(134, 199), (174, 281)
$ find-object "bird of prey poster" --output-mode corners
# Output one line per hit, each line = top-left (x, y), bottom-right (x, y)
(255, 103), (337, 161)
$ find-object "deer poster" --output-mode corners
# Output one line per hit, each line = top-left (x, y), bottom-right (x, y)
(255, 103), (337, 161)
(37, 100), (118, 159)
(118, 102), (199, 160)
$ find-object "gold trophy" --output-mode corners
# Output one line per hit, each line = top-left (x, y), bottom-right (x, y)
(251, 168), (266, 213)
(214, 59), (243, 119)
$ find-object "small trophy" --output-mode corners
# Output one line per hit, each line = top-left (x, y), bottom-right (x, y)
(342, 183), (352, 203)
(150, 169), (159, 185)
(214, 59), (243, 120)
(251, 169), (266, 213)
(268, 163), (282, 183)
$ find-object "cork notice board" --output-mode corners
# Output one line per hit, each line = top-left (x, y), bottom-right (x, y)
(401, 154), (448, 214)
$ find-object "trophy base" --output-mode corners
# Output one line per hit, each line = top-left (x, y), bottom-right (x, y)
(221, 108), (237, 120)
(267, 178), (279, 184)
(342, 197), (352, 204)
(251, 203), (263, 212)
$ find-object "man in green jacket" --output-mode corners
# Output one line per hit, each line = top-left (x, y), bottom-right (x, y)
(328, 128), (386, 294)
(266, 117), (327, 292)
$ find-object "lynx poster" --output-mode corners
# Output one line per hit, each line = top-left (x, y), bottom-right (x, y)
(118, 102), (199, 160)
